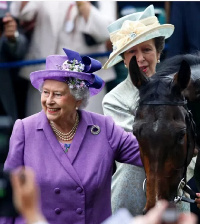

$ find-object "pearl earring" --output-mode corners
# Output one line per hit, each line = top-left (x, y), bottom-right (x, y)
(124, 64), (127, 68)
(157, 59), (160, 63)
(76, 107), (78, 110)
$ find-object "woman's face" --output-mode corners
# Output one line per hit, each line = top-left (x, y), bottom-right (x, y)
(41, 80), (80, 122)
(123, 39), (160, 77)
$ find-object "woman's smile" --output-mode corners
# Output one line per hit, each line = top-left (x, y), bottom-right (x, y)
(47, 108), (60, 114)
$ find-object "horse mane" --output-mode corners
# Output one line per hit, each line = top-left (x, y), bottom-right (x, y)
(156, 52), (200, 81)
(138, 53), (200, 104)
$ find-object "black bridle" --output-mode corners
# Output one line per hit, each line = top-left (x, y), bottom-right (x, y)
(140, 98), (197, 204)
(174, 108), (197, 204)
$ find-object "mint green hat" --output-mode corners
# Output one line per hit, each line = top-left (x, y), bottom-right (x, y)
(103, 5), (174, 69)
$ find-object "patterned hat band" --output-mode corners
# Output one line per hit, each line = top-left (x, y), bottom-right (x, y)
(110, 16), (160, 52)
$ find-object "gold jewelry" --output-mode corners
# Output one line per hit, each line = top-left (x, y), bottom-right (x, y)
(50, 113), (79, 141)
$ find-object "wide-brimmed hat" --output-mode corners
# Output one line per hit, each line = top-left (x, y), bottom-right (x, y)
(103, 5), (174, 69)
(30, 48), (105, 96)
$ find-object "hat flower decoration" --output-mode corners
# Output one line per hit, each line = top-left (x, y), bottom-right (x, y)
(56, 58), (88, 90)
(30, 48), (105, 96)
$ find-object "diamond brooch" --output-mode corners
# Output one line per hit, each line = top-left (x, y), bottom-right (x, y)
(91, 125), (101, 135)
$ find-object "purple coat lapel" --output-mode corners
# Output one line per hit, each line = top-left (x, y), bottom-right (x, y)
(67, 110), (93, 164)
(37, 111), (86, 187)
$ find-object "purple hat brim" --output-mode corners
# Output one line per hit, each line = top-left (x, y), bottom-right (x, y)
(30, 70), (105, 96)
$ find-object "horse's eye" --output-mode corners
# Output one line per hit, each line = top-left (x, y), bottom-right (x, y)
(177, 130), (186, 144)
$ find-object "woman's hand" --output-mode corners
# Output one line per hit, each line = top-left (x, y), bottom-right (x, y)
(178, 213), (197, 224)
(76, 1), (91, 22)
(11, 167), (48, 224)
(130, 200), (168, 224)
(130, 200), (197, 224)
(195, 193), (200, 209)
(2, 13), (18, 41)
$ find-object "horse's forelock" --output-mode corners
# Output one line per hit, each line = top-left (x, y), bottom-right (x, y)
(139, 76), (173, 103)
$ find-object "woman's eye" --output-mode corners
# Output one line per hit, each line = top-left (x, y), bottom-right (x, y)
(129, 50), (136, 54)
(43, 90), (49, 96)
(144, 48), (151, 52)
(55, 93), (62, 97)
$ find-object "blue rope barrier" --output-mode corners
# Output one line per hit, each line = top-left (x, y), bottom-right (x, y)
(0, 51), (111, 69)
(0, 58), (46, 68)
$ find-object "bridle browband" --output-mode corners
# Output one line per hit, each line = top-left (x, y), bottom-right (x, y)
(139, 99), (188, 106)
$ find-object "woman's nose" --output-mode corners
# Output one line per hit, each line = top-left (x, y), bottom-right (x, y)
(136, 52), (145, 63)
(46, 94), (54, 104)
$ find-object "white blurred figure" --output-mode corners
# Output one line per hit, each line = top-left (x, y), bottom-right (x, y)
(10, 1), (117, 116)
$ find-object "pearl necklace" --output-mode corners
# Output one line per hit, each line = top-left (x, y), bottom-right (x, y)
(50, 113), (79, 141)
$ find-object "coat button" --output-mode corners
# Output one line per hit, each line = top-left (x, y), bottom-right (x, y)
(55, 208), (61, 214)
(54, 188), (60, 194)
(76, 187), (83, 193)
(76, 208), (83, 214)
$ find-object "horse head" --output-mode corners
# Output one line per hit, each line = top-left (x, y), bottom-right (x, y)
(129, 56), (196, 212)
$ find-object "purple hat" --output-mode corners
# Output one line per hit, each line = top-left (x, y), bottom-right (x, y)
(30, 48), (105, 96)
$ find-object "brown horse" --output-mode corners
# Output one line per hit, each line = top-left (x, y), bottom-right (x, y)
(129, 55), (197, 212)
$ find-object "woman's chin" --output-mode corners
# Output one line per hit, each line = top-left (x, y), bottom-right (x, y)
(146, 72), (154, 77)
(46, 113), (58, 121)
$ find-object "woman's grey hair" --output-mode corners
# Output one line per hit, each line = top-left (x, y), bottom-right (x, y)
(69, 87), (90, 109)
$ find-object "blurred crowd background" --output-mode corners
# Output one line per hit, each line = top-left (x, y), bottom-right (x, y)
(0, 0), (200, 165)
(0, 1), (200, 222)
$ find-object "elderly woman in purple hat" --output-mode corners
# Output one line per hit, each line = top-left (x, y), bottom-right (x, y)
(1, 48), (142, 224)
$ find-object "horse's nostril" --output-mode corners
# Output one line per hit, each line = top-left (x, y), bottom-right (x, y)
(143, 208), (147, 215)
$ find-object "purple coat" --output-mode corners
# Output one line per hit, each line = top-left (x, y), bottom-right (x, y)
(2, 110), (142, 224)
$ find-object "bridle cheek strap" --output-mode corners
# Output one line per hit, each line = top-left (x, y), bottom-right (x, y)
(174, 108), (197, 204)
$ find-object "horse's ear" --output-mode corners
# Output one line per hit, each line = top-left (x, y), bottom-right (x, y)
(173, 60), (191, 90)
(129, 56), (148, 88)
